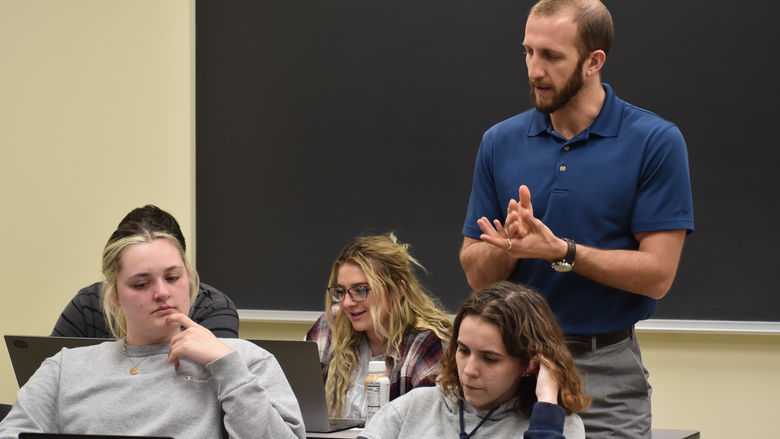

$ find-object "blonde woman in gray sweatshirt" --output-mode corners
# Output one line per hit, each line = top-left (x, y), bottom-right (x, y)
(0, 205), (305, 439)
(359, 281), (589, 439)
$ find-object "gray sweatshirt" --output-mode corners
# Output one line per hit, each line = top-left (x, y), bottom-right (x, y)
(0, 338), (305, 439)
(358, 386), (584, 439)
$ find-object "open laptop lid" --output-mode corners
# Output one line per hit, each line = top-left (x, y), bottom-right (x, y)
(4, 335), (109, 388)
(249, 339), (363, 433)
(19, 434), (173, 438)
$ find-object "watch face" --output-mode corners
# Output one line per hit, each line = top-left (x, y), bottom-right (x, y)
(552, 261), (573, 272)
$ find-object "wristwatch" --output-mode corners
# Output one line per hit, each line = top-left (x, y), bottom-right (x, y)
(551, 238), (576, 272)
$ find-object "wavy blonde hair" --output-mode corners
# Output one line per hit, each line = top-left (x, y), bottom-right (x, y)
(323, 233), (451, 416)
(438, 281), (590, 415)
(99, 206), (199, 339)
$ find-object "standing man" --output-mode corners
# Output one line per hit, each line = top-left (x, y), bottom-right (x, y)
(460, 1), (693, 438)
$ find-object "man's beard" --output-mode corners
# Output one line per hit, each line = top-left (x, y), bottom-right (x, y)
(529, 59), (586, 114)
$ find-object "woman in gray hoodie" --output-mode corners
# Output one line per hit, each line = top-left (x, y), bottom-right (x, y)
(359, 281), (589, 439)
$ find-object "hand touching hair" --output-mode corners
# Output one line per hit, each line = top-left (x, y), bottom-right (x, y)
(439, 281), (590, 415)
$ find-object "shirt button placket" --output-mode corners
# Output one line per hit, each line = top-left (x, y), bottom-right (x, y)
(559, 143), (571, 173)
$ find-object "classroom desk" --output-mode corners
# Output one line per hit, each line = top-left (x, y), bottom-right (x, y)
(306, 428), (362, 439)
(652, 429), (700, 439)
(307, 428), (700, 439)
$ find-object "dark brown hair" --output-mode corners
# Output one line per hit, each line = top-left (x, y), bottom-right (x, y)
(107, 204), (187, 251)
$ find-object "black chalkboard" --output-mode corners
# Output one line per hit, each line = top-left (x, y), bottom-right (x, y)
(195, 0), (780, 321)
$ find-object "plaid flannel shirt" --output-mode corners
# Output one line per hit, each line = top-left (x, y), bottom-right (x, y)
(305, 313), (445, 400)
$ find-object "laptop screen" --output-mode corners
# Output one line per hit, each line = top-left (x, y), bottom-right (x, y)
(5, 335), (109, 387)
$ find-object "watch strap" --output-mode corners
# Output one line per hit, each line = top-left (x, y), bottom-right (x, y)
(561, 238), (576, 264)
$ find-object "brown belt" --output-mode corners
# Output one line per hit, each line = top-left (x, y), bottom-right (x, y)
(564, 327), (632, 355)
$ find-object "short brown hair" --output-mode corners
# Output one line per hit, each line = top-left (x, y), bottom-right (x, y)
(530, 0), (613, 60)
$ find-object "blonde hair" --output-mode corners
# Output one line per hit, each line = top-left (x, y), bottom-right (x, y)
(323, 233), (451, 416)
(100, 210), (199, 339)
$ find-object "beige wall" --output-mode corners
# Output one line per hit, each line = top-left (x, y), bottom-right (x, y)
(0, 0), (194, 406)
(1, 1), (777, 438)
(638, 331), (779, 438)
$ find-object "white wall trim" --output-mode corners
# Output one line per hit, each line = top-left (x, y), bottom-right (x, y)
(239, 309), (323, 324)
(634, 319), (780, 335)
(238, 310), (780, 335)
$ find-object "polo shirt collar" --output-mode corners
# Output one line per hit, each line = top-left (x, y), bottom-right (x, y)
(589, 83), (621, 137)
(527, 83), (622, 138)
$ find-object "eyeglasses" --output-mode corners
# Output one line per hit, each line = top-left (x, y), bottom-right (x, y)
(328, 285), (370, 303)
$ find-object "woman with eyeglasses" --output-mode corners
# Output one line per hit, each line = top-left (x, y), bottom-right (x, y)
(305, 233), (452, 419)
(358, 281), (589, 439)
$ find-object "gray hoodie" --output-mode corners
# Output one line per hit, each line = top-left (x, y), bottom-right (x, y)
(359, 385), (584, 439)
(0, 338), (305, 439)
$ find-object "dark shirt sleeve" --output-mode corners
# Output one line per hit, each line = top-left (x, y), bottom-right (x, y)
(524, 402), (567, 439)
(51, 282), (112, 338)
(190, 283), (240, 338)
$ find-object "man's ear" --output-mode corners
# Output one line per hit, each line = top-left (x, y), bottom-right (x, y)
(585, 50), (606, 77)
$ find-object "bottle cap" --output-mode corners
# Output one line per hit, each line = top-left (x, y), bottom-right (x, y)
(368, 360), (386, 374)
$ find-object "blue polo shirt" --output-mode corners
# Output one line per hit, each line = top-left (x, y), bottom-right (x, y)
(462, 84), (694, 335)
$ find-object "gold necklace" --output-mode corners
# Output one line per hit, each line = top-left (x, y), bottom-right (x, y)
(123, 343), (152, 375)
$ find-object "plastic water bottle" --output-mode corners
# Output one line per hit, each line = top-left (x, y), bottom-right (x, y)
(364, 360), (390, 422)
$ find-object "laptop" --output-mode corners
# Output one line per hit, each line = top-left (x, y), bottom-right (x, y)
(19, 434), (173, 439)
(250, 339), (364, 433)
(4, 336), (363, 433)
(5, 335), (110, 387)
